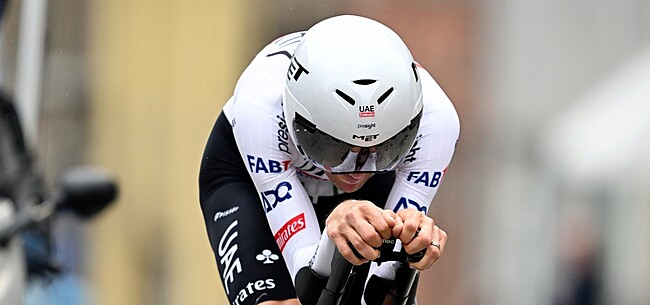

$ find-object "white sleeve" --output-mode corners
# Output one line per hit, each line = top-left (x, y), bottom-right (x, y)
(227, 35), (322, 281)
(230, 98), (322, 281)
(385, 68), (460, 214)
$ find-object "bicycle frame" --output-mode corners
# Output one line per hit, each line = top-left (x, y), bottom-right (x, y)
(296, 235), (422, 305)
(321, 247), (418, 305)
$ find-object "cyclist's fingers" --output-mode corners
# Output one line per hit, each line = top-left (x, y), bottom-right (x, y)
(409, 251), (435, 271)
(359, 203), (393, 237)
(379, 209), (398, 227)
(329, 220), (379, 264)
(346, 203), (386, 248)
(329, 233), (368, 265)
(338, 245), (367, 266)
(367, 209), (396, 241)
(409, 225), (447, 271)
(391, 214), (404, 238)
(353, 220), (384, 249)
(347, 231), (380, 261)
(436, 225), (447, 255)
(336, 228), (379, 265)
(402, 216), (434, 254)
(397, 210), (425, 245)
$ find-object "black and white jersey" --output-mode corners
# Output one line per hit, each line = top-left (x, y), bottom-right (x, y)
(222, 32), (460, 281)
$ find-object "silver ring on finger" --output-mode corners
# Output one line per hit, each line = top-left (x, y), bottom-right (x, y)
(431, 241), (441, 250)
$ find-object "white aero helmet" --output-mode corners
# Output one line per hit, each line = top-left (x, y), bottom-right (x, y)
(283, 15), (423, 173)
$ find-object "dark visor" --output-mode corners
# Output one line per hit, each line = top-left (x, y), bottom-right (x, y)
(292, 111), (422, 173)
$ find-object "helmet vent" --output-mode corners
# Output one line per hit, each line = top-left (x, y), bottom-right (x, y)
(377, 87), (394, 105)
(411, 62), (419, 82)
(353, 79), (376, 85)
(335, 89), (356, 106)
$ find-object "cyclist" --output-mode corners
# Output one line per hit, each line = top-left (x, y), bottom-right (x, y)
(199, 15), (460, 305)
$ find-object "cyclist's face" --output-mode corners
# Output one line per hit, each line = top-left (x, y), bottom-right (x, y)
(325, 171), (374, 193)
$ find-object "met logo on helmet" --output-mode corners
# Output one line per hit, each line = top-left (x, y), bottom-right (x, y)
(287, 56), (309, 81)
(352, 134), (379, 141)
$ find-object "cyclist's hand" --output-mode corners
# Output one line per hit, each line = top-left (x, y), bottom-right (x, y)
(395, 209), (447, 271)
(326, 200), (398, 265)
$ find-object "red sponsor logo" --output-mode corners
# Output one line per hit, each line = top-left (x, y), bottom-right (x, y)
(274, 213), (306, 251)
(359, 112), (375, 117)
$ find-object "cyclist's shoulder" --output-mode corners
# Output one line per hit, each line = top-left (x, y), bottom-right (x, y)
(415, 66), (459, 134)
(391, 65), (459, 170)
(416, 66), (455, 111)
(263, 31), (306, 59)
(227, 32), (306, 113)
(242, 31), (306, 82)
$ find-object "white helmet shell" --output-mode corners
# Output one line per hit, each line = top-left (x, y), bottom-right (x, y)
(283, 15), (423, 172)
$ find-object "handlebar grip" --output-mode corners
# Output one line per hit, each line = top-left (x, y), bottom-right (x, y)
(346, 237), (427, 264)
(406, 248), (426, 263)
(375, 237), (427, 264)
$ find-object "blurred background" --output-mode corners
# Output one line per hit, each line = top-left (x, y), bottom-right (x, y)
(1, 0), (649, 304)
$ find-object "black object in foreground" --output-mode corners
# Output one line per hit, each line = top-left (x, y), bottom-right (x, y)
(296, 237), (422, 305)
(0, 166), (118, 244)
